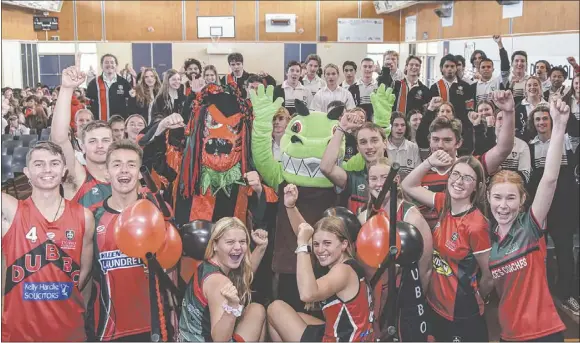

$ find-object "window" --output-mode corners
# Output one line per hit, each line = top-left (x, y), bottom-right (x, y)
(39, 54), (75, 88)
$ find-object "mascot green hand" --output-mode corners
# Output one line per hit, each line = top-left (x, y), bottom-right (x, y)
(371, 83), (396, 134)
(343, 83), (395, 172)
(251, 84), (345, 189)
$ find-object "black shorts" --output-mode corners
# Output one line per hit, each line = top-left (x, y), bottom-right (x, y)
(429, 307), (488, 342)
(300, 324), (325, 342)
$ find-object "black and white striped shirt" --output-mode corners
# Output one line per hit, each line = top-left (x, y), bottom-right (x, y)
(499, 137), (532, 183)
(530, 135), (572, 168)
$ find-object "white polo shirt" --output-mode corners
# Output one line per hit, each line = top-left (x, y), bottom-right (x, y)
(475, 70), (510, 103)
(530, 134), (572, 168)
(281, 80), (313, 108)
(498, 136), (531, 183)
(341, 79), (361, 89)
(386, 138), (421, 178)
(310, 86), (356, 112)
(356, 78), (379, 106)
(302, 75), (326, 96)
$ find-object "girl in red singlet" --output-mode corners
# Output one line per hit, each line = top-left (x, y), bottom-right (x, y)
(267, 185), (374, 342)
(487, 100), (570, 342)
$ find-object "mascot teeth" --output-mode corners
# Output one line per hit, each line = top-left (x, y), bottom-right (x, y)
(205, 138), (233, 155)
(281, 153), (325, 178)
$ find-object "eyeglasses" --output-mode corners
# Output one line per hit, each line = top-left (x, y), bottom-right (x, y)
(449, 170), (476, 184)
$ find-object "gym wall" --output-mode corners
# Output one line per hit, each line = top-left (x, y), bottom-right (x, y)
(1, 1), (578, 88)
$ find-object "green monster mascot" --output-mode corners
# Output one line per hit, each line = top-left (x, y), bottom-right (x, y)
(250, 84), (394, 310)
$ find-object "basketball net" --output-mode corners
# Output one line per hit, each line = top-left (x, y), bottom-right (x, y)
(210, 35), (220, 48)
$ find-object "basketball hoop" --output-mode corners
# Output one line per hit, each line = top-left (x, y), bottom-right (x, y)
(210, 34), (221, 47)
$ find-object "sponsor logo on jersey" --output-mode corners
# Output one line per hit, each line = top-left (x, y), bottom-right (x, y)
(96, 225), (106, 234)
(60, 239), (76, 250)
(46, 232), (56, 240)
(22, 282), (74, 301)
(99, 250), (144, 274)
(445, 240), (457, 251)
(357, 184), (366, 192)
(432, 250), (453, 276)
(491, 256), (528, 279)
(65, 230), (75, 241)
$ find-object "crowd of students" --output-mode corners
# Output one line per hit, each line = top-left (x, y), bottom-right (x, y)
(1, 34), (580, 342)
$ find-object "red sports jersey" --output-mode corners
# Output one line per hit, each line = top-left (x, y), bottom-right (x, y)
(321, 259), (374, 342)
(489, 209), (565, 341)
(72, 166), (112, 211)
(419, 154), (488, 228)
(427, 192), (490, 321)
(91, 197), (151, 341)
(1, 198), (86, 342)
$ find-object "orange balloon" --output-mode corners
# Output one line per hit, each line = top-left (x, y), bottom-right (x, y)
(156, 222), (183, 269)
(114, 199), (166, 260)
(356, 213), (401, 268)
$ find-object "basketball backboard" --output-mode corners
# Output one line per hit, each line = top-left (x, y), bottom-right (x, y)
(197, 16), (235, 39)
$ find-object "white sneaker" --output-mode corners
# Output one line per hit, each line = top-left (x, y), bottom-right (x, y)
(562, 296), (580, 316)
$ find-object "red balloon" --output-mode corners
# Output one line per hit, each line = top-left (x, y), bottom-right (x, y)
(156, 222), (183, 269)
(356, 213), (400, 268)
(114, 199), (166, 260)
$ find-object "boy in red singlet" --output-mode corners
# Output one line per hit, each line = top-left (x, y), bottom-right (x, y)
(1, 141), (95, 342)
(88, 139), (152, 341)
(51, 54), (113, 209)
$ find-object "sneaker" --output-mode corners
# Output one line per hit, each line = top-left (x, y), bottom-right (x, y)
(561, 296), (580, 316)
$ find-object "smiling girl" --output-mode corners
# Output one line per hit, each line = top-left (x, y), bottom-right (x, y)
(487, 100), (571, 341)
(267, 184), (374, 342)
(178, 217), (268, 342)
(402, 151), (493, 342)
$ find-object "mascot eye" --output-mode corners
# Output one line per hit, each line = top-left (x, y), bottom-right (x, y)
(291, 121), (302, 133)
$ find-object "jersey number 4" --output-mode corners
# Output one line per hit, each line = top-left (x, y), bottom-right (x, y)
(26, 227), (38, 243)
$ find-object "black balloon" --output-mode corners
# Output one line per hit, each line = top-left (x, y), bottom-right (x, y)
(180, 220), (213, 260)
(323, 207), (362, 242)
(395, 221), (424, 266)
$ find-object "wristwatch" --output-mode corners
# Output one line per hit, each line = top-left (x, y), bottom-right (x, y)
(222, 302), (244, 317)
(295, 244), (311, 254)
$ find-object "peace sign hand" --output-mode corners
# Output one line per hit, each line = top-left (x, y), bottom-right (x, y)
(61, 53), (86, 89)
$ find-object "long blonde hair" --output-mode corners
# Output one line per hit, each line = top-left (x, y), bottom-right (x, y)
(204, 217), (253, 306)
